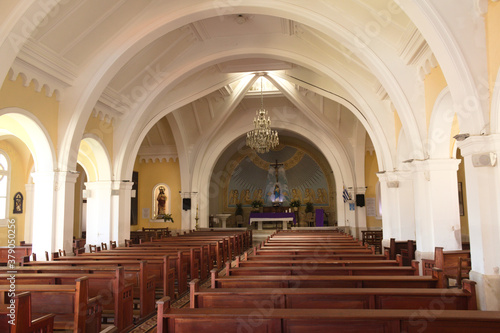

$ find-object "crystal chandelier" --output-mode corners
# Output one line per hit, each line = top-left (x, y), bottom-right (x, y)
(246, 77), (279, 153)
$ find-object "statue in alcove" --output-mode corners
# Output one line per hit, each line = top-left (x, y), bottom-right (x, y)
(157, 186), (167, 216)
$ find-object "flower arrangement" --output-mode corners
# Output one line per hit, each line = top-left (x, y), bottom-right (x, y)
(251, 200), (263, 209)
(290, 200), (301, 207)
(162, 213), (173, 222)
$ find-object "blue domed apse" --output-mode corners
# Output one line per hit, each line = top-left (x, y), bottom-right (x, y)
(226, 145), (332, 209)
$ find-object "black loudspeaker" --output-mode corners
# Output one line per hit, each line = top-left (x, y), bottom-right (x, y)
(356, 194), (365, 207)
(182, 198), (191, 210)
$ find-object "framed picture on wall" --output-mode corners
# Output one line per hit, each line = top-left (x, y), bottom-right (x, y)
(458, 182), (464, 216)
(13, 192), (23, 214)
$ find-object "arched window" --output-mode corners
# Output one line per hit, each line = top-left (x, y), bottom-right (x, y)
(0, 150), (11, 224)
(152, 183), (171, 220)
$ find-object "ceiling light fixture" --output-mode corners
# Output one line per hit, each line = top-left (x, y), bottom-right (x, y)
(246, 76), (279, 153)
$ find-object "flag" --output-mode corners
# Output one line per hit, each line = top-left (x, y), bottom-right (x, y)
(343, 188), (350, 203)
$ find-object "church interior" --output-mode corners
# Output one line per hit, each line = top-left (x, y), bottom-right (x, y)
(1, 0), (500, 331)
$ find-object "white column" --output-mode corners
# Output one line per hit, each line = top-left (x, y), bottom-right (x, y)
(353, 187), (367, 239)
(54, 172), (79, 253)
(23, 183), (34, 244)
(409, 159), (462, 263)
(377, 171), (415, 248)
(458, 135), (500, 310)
(110, 181), (133, 246)
(84, 181), (112, 250)
(31, 172), (57, 260)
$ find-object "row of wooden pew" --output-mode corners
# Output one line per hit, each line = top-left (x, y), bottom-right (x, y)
(157, 229), (500, 332)
(0, 229), (251, 332)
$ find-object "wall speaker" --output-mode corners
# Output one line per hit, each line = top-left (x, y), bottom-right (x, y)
(356, 194), (365, 207)
(182, 198), (191, 210)
(472, 152), (497, 167)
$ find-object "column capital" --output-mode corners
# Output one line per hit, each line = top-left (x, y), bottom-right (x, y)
(458, 134), (500, 157)
(377, 170), (412, 183)
(404, 158), (461, 173)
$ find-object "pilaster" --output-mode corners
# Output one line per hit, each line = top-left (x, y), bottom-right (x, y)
(408, 159), (462, 263)
(84, 181), (113, 250)
(377, 170), (415, 248)
(458, 134), (500, 310)
(110, 181), (133, 246)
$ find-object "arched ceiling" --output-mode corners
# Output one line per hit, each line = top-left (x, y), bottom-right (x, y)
(4, 0), (453, 178)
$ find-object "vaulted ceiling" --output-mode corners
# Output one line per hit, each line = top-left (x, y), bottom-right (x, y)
(5, 0), (444, 178)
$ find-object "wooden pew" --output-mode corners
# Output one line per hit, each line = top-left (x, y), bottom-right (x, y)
(0, 267), (133, 332)
(383, 238), (416, 265)
(0, 292), (55, 333)
(189, 278), (478, 310)
(244, 253), (389, 261)
(211, 268), (447, 289)
(236, 255), (402, 268)
(0, 277), (102, 332)
(0, 246), (32, 266)
(225, 261), (419, 277)
(422, 247), (471, 287)
(157, 297), (500, 333)
(54, 254), (176, 299)
(21, 260), (155, 320)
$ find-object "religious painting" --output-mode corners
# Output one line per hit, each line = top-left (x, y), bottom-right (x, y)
(226, 146), (330, 208)
(13, 192), (23, 214)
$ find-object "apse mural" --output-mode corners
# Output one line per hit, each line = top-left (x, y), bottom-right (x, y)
(226, 145), (330, 207)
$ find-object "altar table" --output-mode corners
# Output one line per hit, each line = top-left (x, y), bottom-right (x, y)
(249, 212), (296, 230)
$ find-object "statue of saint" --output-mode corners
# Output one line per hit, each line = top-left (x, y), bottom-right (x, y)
(157, 186), (167, 216)
(274, 184), (281, 201)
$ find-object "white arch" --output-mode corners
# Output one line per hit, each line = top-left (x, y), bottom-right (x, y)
(79, 134), (112, 181)
(0, 108), (56, 172)
(58, 2), (420, 176)
(115, 48), (396, 182)
(191, 121), (354, 229)
(428, 87), (455, 158)
(398, 0), (486, 133)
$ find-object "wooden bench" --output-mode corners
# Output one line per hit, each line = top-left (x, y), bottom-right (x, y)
(225, 260), (419, 277)
(245, 253), (389, 261)
(236, 256), (402, 268)
(0, 277), (102, 332)
(0, 267), (134, 332)
(190, 278), (477, 310)
(54, 253), (176, 299)
(0, 246), (32, 266)
(157, 297), (500, 333)
(0, 292), (56, 333)
(211, 268), (446, 289)
(21, 260), (155, 320)
(383, 238), (416, 265)
(422, 247), (471, 287)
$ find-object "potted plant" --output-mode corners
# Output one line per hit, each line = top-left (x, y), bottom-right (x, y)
(235, 203), (243, 216)
(162, 213), (173, 222)
(305, 202), (314, 213)
(290, 200), (301, 211)
(251, 200), (263, 212)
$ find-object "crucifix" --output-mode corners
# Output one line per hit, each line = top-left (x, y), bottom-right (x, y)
(270, 159), (283, 183)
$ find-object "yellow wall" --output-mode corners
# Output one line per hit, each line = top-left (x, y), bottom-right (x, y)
(487, 0), (500, 105)
(365, 150), (381, 228)
(424, 66), (448, 131)
(84, 116), (114, 162)
(0, 75), (59, 153)
(132, 159), (182, 231)
(0, 74), (60, 245)
(0, 140), (30, 245)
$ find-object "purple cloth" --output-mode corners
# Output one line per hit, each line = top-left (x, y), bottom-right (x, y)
(249, 212), (296, 224)
(315, 209), (324, 226)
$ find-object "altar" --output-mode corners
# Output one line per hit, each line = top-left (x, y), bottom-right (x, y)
(249, 212), (296, 230)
